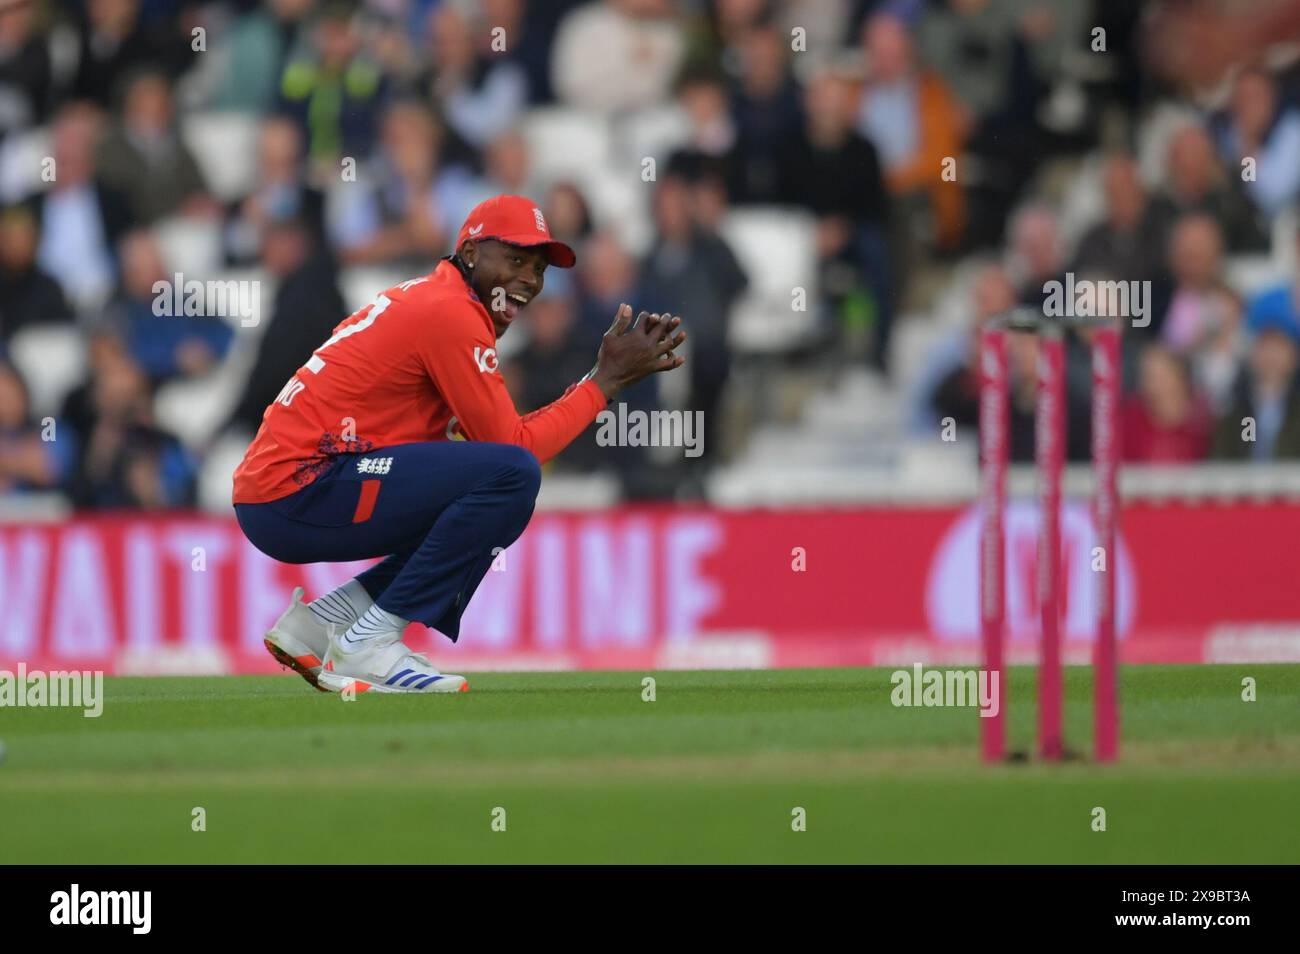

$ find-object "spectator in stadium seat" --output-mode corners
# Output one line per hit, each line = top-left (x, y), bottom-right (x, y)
(576, 229), (641, 341)
(473, 130), (544, 216)
(507, 269), (605, 474)
(0, 0), (54, 133)
(102, 230), (234, 385)
(687, 0), (850, 82)
(330, 101), (476, 267)
(224, 215), (347, 438)
(1071, 153), (1173, 319)
(223, 116), (325, 267)
(207, 0), (315, 113)
(917, 0), (1018, 126)
(551, 0), (685, 114)
(1067, 314), (1141, 440)
(0, 359), (73, 495)
(31, 104), (133, 314)
(1212, 309), (1300, 460)
(58, 327), (129, 442)
(1004, 202), (1066, 309)
(686, 171), (731, 233)
(360, 7), (419, 89)
(1191, 284), (1247, 416)
(856, 13), (968, 252)
(278, 3), (387, 171)
(639, 172), (747, 469)
(1152, 122), (1270, 253)
(912, 263), (1015, 434)
(1236, 221), (1300, 390)
(543, 180), (594, 251)
(70, 0), (193, 108)
(917, 0), (1070, 248)
(664, 69), (742, 199)
(777, 67), (892, 370)
(931, 287), (1092, 462)
(0, 204), (72, 345)
(726, 20), (804, 204)
(692, 0), (774, 59)
(412, 3), (529, 150)
(1159, 213), (1228, 354)
(66, 346), (196, 509)
(96, 70), (216, 224)
(1121, 344), (1212, 463)
(572, 227), (669, 491)
(1212, 67), (1300, 220)
(492, 0), (580, 106)
(571, 228), (673, 497)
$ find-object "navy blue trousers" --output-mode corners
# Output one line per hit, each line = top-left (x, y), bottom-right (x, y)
(235, 441), (541, 642)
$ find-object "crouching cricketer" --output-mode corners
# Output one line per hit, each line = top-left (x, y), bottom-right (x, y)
(232, 195), (686, 694)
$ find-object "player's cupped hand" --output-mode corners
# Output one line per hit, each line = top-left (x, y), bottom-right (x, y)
(593, 303), (686, 399)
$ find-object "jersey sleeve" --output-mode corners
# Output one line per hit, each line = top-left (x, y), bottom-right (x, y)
(418, 300), (607, 464)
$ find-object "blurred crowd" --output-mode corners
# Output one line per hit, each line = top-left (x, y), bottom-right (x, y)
(1, 0), (1299, 511)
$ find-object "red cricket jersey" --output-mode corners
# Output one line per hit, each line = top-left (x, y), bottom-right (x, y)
(232, 259), (606, 504)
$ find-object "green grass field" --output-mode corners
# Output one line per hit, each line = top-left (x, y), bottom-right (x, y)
(1, 664), (1297, 863)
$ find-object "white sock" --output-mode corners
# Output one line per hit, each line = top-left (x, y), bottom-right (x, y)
(308, 579), (374, 629)
(338, 604), (408, 653)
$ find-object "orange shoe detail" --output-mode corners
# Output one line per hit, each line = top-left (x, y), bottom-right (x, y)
(263, 638), (328, 692)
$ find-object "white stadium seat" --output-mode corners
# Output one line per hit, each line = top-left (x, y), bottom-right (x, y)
(7, 324), (86, 419)
(0, 126), (52, 203)
(339, 266), (409, 315)
(212, 267), (274, 333)
(154, 363), (243, 450)
(520, 108), (612, 186)
(1224, 255), (1287, 296)
(1055, 152), (1105, 254)
(1271, 203), (1298, 270)
(181, 112), (261, 202)
(152, 215), (223, 279)
(717, 206), (820, 354)
(609, 104), (691, 173)
(197, 430), (254, 514)
(585, 163), (653, 256)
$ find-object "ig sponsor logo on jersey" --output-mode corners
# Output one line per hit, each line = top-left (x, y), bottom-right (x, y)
(357, 456), (393, 475)
(474, 346), (499, 373)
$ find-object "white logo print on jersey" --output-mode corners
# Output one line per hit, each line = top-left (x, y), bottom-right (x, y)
(357, 457), (393, 475)
(474, 347), (499, 373)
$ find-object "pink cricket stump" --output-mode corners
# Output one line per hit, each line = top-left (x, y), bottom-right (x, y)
(1091, 324), (1121, 761)
(1036, 329), (1065, 760)
(978, 326), (1008, 762)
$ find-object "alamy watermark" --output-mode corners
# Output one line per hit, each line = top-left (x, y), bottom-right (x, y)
(50, 885), (150, 934)
(153, 273), (261, 327)
(1042, 272), (1150, 327)
(595, 402), (704, 458)
(890, 664), (1000, 718)
(0, 664), (104, 718)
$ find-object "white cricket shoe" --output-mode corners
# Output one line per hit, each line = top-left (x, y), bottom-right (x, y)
(263, 586), (331, 692)
(317, 628), (469, 695)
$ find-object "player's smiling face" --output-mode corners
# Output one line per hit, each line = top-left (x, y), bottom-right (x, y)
(461, 239), (548, 338)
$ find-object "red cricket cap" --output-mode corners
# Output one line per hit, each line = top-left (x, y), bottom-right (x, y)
(456, 194), (577, 268)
